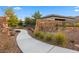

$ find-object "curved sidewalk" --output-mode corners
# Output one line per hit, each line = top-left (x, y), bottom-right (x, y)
(16, 29), (78, 53)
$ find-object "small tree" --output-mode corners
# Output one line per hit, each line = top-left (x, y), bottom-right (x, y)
(25, 17), (32, 26)
(5, 8), (14, 17)
(8, 15), (19, 27)
(4, 8), (19, 27)
(18, 20), (23, 26)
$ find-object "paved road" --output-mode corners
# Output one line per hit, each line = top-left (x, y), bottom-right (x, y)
(16, 29), (78, 53)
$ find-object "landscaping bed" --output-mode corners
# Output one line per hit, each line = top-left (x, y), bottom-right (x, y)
(27, 27), (79, 51)
(0, 29), (22, 53)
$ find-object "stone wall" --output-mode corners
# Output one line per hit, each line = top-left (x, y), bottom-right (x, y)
(0, 16), (10, 50)
(34, 19), (63, 32)
(0, 17), (9, 35)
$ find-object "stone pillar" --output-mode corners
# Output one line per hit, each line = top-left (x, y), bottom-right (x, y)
(0, 17), (10, 35)
(34, 19), (40, 32)
(0, 16), (10, 50)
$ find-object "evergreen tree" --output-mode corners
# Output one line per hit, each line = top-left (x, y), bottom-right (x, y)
(32, 11), (42, 19)
(32, 11), (42, 27)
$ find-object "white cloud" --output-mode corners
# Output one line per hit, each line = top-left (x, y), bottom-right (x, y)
(14, 7), (22, 10)
(74, 6), (79, 12)
(75, 6), (79, 8)
(74, 9), (79, 12)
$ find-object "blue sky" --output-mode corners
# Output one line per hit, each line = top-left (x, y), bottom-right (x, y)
(0, 6), (79, 20)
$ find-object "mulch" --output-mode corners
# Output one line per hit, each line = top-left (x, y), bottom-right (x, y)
(0, 31), (22, 53)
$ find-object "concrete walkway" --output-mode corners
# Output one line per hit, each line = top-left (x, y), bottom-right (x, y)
(16, 29), (78, 53)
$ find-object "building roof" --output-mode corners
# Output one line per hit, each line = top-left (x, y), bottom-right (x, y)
(41, 14), (75, 19)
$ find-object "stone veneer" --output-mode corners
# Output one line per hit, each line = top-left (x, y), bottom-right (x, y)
(0, 16), (9, 35)
(0, 16), (10, 50)
(34, 19), (63, 32)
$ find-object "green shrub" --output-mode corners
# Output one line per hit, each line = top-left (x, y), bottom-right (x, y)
(44, 32), (53, 41)
(54, 32), (68, 47)
(63, 22), (73, 27)
(34, 31), (40, 37)
(34, 31), (68, 47)
(74, 23), (79, 27)
(34, 31), (45, 39)
(38, 31), (45, 39)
